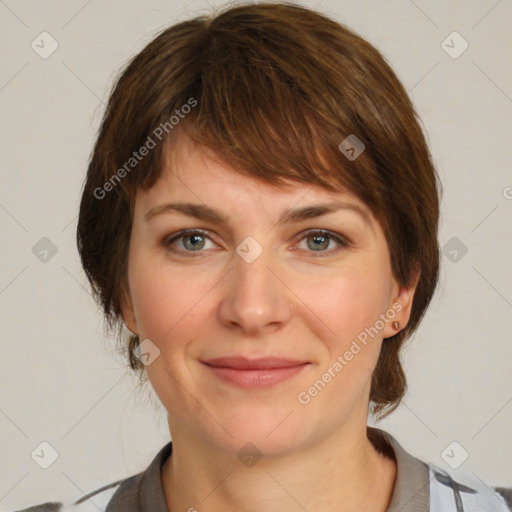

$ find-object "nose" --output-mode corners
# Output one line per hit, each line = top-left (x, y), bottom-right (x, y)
(217, 244), (293, 336)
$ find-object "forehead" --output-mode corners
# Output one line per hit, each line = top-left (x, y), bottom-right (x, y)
(136, 131), (371, 216)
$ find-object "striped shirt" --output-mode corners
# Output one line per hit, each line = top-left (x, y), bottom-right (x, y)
(15, 427), (511, 512)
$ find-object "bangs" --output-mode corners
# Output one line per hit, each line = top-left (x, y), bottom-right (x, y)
(113, 13), (382, 214)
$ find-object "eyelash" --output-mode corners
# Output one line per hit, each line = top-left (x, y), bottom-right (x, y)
(163, 229), (349, 258)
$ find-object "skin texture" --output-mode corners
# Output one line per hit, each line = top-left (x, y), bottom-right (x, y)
(121, 131), (418, 512)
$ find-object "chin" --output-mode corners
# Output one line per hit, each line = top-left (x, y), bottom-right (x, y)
(204, 405), (312, 459)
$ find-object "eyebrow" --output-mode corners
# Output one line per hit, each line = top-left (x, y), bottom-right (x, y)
(144, 200), (372, 227)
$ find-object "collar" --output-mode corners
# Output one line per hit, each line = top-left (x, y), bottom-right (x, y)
(368, 426), (430, 512)
(108, 427), (430, 512)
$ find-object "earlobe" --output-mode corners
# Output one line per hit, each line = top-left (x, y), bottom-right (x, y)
(383, 272), (420, 339)
(120, 289), (138, 335)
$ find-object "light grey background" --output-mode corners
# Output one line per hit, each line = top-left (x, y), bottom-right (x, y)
(1, 0), (511, 510)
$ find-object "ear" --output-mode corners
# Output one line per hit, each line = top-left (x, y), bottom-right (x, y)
(382, 270), (420, 339)
(120, 286), (138, 335)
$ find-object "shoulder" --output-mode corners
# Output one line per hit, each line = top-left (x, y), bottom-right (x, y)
(370, 426), (512, 512)
(14, 441), (173, 512)
(13, 503), (63, 512)
(14, 474), (141, 512)
(427, 462), (512, 511)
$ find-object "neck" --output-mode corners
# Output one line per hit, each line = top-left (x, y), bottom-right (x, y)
(161, 422), (397, 512)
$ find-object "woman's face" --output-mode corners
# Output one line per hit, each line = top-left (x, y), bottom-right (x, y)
(122, 133), (416, 456)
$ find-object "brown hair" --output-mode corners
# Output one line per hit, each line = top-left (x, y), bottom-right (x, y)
(76, 1), (440, 420)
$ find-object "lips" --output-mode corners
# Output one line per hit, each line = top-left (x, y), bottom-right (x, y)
(202, 356), (308, 370)
(201, 356), (310, 388)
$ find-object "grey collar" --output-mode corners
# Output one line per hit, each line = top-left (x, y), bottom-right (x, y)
(107, 427), (430, 512)
(368, 426), (430, 512)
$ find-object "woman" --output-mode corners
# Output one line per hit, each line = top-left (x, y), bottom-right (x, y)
(18, 2), (510, 511)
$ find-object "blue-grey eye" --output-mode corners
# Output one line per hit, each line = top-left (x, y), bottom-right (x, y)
(166, 230), (216, 252)
(307, 233), (331, 251)
(182, 233), (206, 250)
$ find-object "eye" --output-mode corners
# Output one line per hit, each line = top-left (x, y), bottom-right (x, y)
(163, 229), (349, 257)
(294, 230), (348, 256)
(164, 229), (217, 255)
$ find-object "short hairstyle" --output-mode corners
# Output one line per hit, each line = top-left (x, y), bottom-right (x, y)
(77, 1), (440, 420)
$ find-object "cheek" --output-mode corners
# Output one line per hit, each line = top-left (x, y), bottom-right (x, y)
(128, 260), (212, 402)
(297, 263), (390, 345)
(128, 256), (216, 348)
(293, 267), (389, 413)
